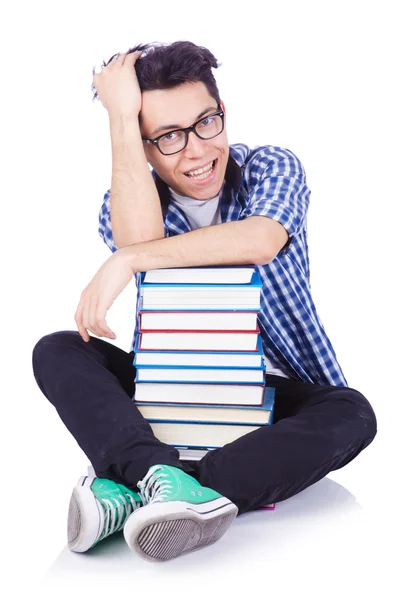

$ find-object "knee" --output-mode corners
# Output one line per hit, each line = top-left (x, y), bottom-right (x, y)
(32, 330), (80, 374)
(344, 388), (377, 444)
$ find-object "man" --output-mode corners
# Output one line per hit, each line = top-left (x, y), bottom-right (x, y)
(32, 41), (377, 562)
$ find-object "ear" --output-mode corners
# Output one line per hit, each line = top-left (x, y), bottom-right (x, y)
(220, 100), (226, 114)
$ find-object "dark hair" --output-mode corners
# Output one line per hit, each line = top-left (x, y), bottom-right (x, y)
(92, 41), (221, 106)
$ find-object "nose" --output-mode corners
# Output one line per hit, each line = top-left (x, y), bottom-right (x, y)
(183, 130), (207, 159)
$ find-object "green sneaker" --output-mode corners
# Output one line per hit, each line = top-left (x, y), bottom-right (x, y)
(68, 476), (142, 552)
(123, 465), (238, 562)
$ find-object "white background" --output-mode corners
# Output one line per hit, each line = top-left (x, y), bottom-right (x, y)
(2, 0), (396, 597)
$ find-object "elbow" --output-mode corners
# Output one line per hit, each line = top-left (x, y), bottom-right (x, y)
(250, 239), (290, 266)
(251, 241), (284, 266)
(252, 251), (272, 266)
(244, 216), (289, 266)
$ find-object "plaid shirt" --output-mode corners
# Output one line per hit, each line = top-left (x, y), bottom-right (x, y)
(99, 144), (348, 387)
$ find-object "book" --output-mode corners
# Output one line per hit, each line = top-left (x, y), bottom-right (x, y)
(133, 335), (265, 368)
(137, 330), (260, 351)
(147, 421), (263, 448)
(134, 382), (265, 406)
(178, 447), (211, 461)
(139, 311), (259, 332)
(140, 297), (261, 310)
(134, 387), (274, 424)
(142, 266), (256, 284)
(139, 272), (262, 310)
(135, 366), (265, 384)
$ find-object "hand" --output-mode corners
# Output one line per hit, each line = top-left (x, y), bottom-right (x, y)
(93, 51), (143, 119)
(75, 249), (135, 342)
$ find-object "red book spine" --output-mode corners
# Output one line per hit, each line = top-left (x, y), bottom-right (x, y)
(139, 326), (260, 334)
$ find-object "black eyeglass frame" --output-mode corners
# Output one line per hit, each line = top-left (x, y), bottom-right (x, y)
(142, 110), (225, 156)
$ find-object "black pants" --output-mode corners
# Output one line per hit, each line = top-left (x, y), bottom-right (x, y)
(32, 331), (377, 514)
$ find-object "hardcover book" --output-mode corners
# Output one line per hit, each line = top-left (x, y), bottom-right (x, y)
(139, 272), (262, 311)
(134, 382), (266, 406)
(137, 329), (260, 351)
(142, 266), (256, 284)
(133, 335), (265, 368)
(146, 420), (272, 448)
(135, 366), (265, 384)
(134, 387), (275, 425)
(139, 311), (259, 332)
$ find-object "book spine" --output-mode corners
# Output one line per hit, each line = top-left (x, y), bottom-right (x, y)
(134, 363), (265, 370)
(139, 328), (260, 334)
(144, 418), (271, 427)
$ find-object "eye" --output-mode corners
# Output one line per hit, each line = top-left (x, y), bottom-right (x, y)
(163, 132), (178, 141)
(200, 116), (215, 127)
(160, 130), (184, 145)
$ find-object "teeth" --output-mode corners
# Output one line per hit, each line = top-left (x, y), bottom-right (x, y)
(186, 161), (214, 178)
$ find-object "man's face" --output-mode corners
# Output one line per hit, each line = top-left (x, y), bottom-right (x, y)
(140, 81), (229, 200)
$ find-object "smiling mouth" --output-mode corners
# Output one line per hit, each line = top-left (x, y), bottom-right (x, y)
(184, 160), (216, 179)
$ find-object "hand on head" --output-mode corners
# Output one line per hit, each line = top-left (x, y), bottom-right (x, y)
(92, 50), (143, 119)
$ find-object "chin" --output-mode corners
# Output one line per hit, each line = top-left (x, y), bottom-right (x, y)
(180, 157), (226, 200)
(195, 187), (222, 201)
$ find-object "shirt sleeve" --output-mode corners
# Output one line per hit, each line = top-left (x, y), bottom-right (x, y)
(241, 147), (311, 239)
(98, 189), (118, 253)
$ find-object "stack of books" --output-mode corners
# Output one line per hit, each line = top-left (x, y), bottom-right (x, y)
(87, 267), (276, 508)
(133, 266), (275, 464)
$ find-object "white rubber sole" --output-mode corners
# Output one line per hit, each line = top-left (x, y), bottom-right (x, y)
(67, 477), (104, 553)
(123, 497), (238, 562)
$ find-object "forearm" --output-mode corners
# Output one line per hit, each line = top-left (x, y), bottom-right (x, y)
(109, 116), (164, 247)
(120, 217), (271, 272)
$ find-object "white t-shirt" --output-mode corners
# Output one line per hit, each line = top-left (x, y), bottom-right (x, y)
(169, 188), (290, 379)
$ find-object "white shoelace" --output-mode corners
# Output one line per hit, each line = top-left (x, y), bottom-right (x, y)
(100, 492), (141, 537)
(137, 466), (173, 506)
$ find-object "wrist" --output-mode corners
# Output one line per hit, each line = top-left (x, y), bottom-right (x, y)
(118, 245), (138, 272)
(108, 111), (140, 129)
(109, 114), (143, 150)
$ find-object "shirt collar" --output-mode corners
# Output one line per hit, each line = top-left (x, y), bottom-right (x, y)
(153, 152), (242, 215)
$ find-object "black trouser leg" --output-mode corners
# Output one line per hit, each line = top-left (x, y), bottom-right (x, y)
(32, 331), (183, 486)
(190, 375), (377, 514)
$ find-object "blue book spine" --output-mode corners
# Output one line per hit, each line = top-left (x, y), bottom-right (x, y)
(140, 271), (262, 288)
(135, 361), (265, 371)
(139, 307), (260, 312)
(135, 377), (266, 385)
(146, 418), (272, 427)
(135, 377), (265, 384)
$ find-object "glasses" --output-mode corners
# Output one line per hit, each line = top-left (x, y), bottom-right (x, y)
(142, 110), (225, 156)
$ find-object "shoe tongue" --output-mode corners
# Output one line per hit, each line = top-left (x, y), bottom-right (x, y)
(145, 465), (182, 502)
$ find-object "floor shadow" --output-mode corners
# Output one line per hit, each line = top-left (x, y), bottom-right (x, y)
(42, 475), (361, 585)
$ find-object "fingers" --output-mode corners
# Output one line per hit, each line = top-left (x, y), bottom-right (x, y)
(75, 292), (116, 342)
(74, 297), (89, 342)
(95, 305), (117, 340)
(92, 50), (142, 86)
(101, 50), (142, 70)
(86, 295), (115, 339)
(112, 50), (143, 66)
(123, 50), (143, 66)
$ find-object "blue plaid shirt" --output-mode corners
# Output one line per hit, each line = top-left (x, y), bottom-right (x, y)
(99, 144), (348, 387)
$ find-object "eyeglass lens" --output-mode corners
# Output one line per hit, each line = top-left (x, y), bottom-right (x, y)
(158, 114), (223, 154)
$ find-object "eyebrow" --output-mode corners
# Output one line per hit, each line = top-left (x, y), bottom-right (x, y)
(150, 106), (218, 137)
